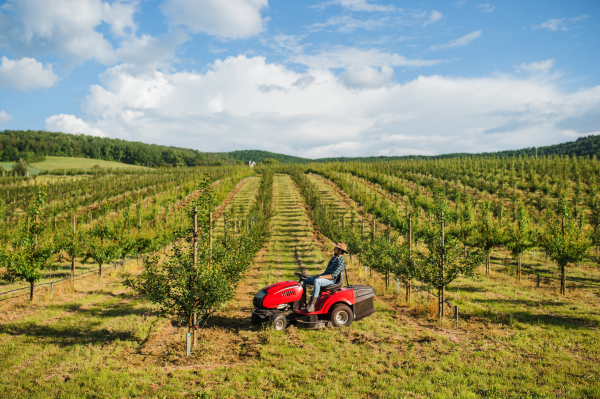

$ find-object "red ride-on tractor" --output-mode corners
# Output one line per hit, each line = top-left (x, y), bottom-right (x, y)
(251, 272), (376, 330)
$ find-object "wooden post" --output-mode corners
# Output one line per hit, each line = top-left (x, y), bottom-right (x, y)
(455, 305), (459, 327)
(561, 216), (566, 295)
(407, 215), (412, 303)
(209, 212), (213, 262)
(193, 207), (198, 265)
(224, 216), (228, 247)
(72, 214), (76, 285)
(193, 206), (198, 348)
(439, 212), (445, 320)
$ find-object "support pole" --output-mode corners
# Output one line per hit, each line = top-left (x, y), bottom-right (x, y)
(72, 214), (76, 285)
(455, 305), (459, 327)
(193, 207), (198, 348)
(186, 333), (192, 357)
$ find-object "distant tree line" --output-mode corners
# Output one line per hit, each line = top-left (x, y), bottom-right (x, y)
(0, 130), (236, 167)
(3, 129), (600, 167)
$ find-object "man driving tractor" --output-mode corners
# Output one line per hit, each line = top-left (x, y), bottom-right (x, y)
(302, 242), (348, 313)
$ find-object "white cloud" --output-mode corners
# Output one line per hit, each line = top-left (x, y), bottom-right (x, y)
(318, 0), (399, 13)
(161, 0), (268, 39)
(514, 59), (555, 74)
(0, 110), (12, 122)
(423, 10), (443, 26)
(535, 18), (567, 31)
(0, 0), (138, 65)
(0, 56), (58, 90)
(339, 66), (393, 89)
(45, 114), (106, 137)
(69, 55), (600, 158)
(533, 15), (587, 32)
(477, 3), (495, 13)
(308, 15), (391, 33)
(291, 47), (446, 70)
(430, 30), (482, 51)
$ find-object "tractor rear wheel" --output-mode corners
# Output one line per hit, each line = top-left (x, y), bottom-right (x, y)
(330, 304), (353, 327)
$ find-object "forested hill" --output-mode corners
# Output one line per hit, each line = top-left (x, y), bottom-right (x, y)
(227, 150), (308, 164)
(2, 129), (600, 167)
(0, 130), (233, 167)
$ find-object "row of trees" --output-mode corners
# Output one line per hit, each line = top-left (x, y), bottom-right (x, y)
(309, 164), (595, 295)
(126, 169), (274, 341)
(289, 166), (592, 320)
(0, 166), (255, 301)
(0, 130), (235, 166)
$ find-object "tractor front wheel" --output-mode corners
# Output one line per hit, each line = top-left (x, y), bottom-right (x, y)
(270, 314), (287, 331)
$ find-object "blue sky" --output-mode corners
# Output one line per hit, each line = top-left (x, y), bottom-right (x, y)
(0, 0), (599, 158)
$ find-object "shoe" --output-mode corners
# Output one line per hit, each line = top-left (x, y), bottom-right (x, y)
(306, 297), (317, 313)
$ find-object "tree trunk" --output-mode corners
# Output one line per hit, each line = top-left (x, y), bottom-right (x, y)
(99, 261), (103, 278)
(193, 312), (197, 348)
(30, 282), (35, 302)
(71, 256), (75, 285)
(561, 264), (566, 295)
(517, 253), (521, 283)
(405, 281), (411, 303)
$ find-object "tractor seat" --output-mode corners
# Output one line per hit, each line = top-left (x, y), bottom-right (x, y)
(320, 272), (344, 293)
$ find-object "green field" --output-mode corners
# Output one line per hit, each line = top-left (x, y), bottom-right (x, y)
(30, 156), (147, 171)
(1, 156), (146, 174)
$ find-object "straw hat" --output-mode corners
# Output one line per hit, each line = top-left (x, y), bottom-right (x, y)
(332, 241), (349, 254)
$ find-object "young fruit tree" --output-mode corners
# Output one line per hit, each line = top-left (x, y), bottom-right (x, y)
(391, 214), (418, 302)
(417, 191), (482, 320)
(0, 191), (56, 301)
(540, 195), (591, 295)
(88, 204), (118, 278)
(473, 201), (505, 275)
(505, 201), (535, 282)
(125, 176), (266, 352)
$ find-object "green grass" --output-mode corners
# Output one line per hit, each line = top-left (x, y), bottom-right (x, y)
(0, 173), (599, 398)
(29, 156), (147, 171)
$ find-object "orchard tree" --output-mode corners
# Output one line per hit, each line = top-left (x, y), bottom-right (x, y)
(540, 195), (591, 295)
(473, 201), (505, 275)
(506, 201), (535, 282)
(1, 190), (56, 300)
(417, 191), (482, 320)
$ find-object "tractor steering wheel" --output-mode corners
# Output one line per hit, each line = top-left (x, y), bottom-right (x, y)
(294, 272), (309, 280)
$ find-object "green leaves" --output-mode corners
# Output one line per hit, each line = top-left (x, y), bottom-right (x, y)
(126, 170), (273, 329)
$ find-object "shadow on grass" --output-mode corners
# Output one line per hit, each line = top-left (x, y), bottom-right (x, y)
(1, 299), (157, 346)
(471, 298), (599, 328)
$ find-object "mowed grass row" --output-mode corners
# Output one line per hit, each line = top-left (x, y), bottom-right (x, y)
(305, 171), (600, 398)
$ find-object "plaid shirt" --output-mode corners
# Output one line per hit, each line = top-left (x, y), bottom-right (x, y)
(323, 255), (345, 282)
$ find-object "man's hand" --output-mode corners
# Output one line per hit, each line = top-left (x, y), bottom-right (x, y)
(320, 274), (333, 280)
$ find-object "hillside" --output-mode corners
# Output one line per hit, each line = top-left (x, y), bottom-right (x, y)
(0, 130), (234, 167)
(30, 156), (147, 171)
(227, 150), (309, 164)
(3, 130), (600, 168)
